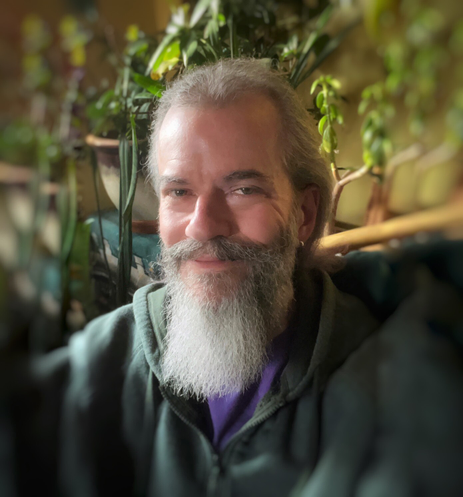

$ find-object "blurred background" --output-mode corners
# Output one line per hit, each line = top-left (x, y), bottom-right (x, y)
(0, 0), (462, 353)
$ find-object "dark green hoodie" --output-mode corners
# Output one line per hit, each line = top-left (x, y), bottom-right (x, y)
(4, 242), (463, 497)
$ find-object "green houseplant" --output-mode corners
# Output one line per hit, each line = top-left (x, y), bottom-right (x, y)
(85, 0), (353, 305)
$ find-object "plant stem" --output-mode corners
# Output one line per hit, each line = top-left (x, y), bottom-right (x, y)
(412, 142), (458, 209)
(326, 164), (371, 235)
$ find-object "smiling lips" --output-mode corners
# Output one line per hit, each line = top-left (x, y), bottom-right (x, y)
(189, 255), (235, 270)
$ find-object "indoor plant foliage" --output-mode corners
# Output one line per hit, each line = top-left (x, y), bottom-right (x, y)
(1, 13), (95, 349)
(86, 24), (162, 306)
(86, 0), (353, 305)
(357, 0), (463, 225)
(307, 0), (463, 233)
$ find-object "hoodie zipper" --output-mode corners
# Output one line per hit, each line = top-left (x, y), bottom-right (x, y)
(160, 389), (224, 497)
(162, 387), (290, 495)
(220, 397), (288, 466)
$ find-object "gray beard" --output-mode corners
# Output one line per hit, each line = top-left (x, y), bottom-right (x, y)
(159, 225), (299, 400)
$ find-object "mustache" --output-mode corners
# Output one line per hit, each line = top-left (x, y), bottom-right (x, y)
(160, 237), (279, 264)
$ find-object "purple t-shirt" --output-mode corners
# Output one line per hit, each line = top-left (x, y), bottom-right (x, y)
(207, 328), (293, 451)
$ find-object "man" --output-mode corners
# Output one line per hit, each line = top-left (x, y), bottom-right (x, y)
(4, 59), (463, 497)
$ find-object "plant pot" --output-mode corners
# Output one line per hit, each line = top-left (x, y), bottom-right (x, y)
(85, 134), (159, 233)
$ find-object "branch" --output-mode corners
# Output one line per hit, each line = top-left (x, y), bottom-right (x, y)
(318, 202), (463, 254)
(387, 143), (424, 170)
(415, 142), (458, 175)
(337, 164), (371, 187)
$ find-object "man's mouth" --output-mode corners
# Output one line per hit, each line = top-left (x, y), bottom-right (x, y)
(184, 254), (241, 272)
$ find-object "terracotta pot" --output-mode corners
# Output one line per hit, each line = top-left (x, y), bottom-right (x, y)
(85, 134), (159, 232)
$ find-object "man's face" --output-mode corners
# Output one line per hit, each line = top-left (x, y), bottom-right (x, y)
(156, 94), (307, 299)
(156, 94), (318, 396)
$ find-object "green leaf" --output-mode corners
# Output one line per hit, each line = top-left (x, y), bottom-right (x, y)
(362, 127), (374, 147)
(204, 19), (219, 40)
(117, 132), (132, 306)
(316, 4), (334, 31)
(310, 79), (320, 94)
(145, 32), (177, 76)
(132, 73), (165, 97)
(289, 31), (317, 88)
(190, 0), (213, 28)
(294, 18), (360, 88)
(322, 127), (332, 153)
(316, 92), (324, 109)
(363, 150), (373, 166)
(329, 78), (341, 90)
(318, 115), (328, 135)
(322, 127), (337, 153)
(329, 104), (338, 120)
(358, 99), (369, 115)
(133, 91), (156, 100)
(183, 39), (198, 66)
(126, 40), (149, 57)
(61, 158), (78, 265)
(227, 15), (237, 59)
(201, 39), (219, 61)
(124, 115), (139, 217)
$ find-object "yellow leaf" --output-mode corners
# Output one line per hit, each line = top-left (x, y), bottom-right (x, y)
(59, 16), (78, 38)
(70, 45), (86, 67)
(126, 24), (139, 42)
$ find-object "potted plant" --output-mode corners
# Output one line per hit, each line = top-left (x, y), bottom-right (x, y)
(85, 0), (354, 304)
(85, 23), (162, 231)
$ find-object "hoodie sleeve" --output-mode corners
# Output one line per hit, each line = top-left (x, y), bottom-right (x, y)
(1, 304), (139, 497)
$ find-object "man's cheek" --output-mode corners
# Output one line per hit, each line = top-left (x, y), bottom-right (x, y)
(159, 213), (186, 246)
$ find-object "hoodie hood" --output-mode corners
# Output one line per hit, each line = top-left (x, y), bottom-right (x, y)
(131, 270), (379, 402)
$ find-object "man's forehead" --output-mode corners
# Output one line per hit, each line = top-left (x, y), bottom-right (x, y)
(158, 94), (281, 138)
(155, 94), (286, 186)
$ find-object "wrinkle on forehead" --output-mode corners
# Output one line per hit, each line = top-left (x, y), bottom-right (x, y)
(157, 95), (282, 175)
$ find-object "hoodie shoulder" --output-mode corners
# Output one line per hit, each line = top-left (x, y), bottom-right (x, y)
(67, 283), (165, 376)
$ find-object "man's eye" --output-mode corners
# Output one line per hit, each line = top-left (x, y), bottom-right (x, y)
(235, 187), (257, 195)
(169, 189), (188, 197)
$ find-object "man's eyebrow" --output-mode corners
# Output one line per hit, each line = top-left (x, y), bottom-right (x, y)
(223, 169), (272, 183)
(159, 175), (190, 188)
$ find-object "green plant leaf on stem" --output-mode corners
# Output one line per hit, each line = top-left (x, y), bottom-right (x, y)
(132, 73), (165, 97)
(124, 115), (139, 217)
(318, 115), (328, 135)
(310, 79), (321, 94)
(122, 66), (130, 99)
(316, 4), (334, 30)
(61, 158), (78, 265)
(289, 31), (318, 88)
(295, 18), (359, 88)
(182, 38), (198, 67)
(145, 32), (177, 76)
(201, 39), (219, 61)
(68, 220), (93, 311)
(358, 99), (369, 114)
(228, 15), (237, 58)
(204, 18), (219, 41)
(117, 133), (131, 306)
(190, 0), (213, 28)
(89, 148), (112, 287)
(126, 40), (149, 57)
(322, 127), (338, 153)
(316, 92), (324, 109)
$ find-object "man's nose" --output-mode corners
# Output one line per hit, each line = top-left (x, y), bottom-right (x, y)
(185, 191), (237, 242)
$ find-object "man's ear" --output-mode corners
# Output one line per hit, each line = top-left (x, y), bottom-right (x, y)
(297, 185), (320, 243)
